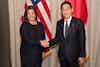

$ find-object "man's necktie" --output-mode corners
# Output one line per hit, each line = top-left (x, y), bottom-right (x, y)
(65, 21), (68, 38)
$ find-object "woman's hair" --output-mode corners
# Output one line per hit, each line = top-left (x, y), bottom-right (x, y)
(24, 6), (37, 22)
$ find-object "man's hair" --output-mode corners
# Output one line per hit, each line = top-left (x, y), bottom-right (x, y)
(24, 6), (37, 22)
(60, 1), (72, 10)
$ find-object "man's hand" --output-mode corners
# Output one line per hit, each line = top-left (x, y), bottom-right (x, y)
(40, 40), (49, 48)
(78, 57), (85, 65)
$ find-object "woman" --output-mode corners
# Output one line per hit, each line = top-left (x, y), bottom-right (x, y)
(20, 6), (46, 67)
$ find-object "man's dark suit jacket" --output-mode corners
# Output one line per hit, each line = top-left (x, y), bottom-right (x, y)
(49, 17), (86, 62)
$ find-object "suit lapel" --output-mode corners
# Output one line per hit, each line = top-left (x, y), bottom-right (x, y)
(65, 17), (75, 39)
(68, 17), (76, 31)
(60, 19), (65, 39)
(60, 18), (75, 40)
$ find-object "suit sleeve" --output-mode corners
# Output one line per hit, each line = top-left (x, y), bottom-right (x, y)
(20, 24), (41, 46)
(49, 22), (61, 46)
(78, 20), (86, 57)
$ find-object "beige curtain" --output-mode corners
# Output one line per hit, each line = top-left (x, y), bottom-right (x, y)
(8, 0), (100, 67)
(85, 0), (100, 67)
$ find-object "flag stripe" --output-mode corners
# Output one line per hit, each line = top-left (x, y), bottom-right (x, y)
(37, 2), (52, 33)
(41, 0), (51, 20)
(35, 5), (52, 39)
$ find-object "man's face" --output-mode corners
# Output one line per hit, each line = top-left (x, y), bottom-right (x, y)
(61, 4), (73, 19)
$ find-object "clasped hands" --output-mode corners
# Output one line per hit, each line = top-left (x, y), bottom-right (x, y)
(40, 40), (49, 48)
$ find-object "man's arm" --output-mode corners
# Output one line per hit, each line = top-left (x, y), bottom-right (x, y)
(78, 20), (86, 64)
(49, 21), (62, 46)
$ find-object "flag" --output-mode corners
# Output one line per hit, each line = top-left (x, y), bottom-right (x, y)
(65, 0), (88, 24)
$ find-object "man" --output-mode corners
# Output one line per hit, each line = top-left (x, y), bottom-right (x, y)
(41, 1), (86, 67)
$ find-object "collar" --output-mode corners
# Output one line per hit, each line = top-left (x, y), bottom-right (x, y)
(64, 16), (72, 22)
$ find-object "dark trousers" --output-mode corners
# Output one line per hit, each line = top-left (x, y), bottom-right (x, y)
(21, 62), (41, 67)
(59, 56), (79, 67)
(21, 56), (42, 67)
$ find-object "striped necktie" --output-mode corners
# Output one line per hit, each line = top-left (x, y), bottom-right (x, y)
(65, 21), (68, 38)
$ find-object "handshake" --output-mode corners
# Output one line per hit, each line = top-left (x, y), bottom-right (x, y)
(40, 40), (49, 48)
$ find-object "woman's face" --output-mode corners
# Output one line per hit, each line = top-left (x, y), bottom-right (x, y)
(27, 9), (36, 22)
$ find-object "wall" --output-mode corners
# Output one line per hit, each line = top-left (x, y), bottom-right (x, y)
(0, 0), (11, 67)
